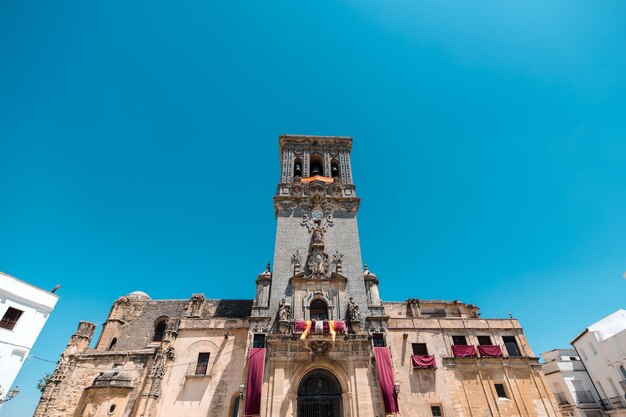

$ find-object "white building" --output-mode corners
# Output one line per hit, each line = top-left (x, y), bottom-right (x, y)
(572, 310), (626, 417)
(541, 348), (604, 417)
(0, 272), (58, 404)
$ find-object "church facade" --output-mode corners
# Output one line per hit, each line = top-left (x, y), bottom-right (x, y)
(35, 135), (560, 417)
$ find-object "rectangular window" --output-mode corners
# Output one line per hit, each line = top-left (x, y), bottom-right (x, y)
(0, 307), (23, 331)
(412, 343), (429, 356)
(253, 334), (266, 348)
(195, 352), (210, 375)
(502, 336), (521, 357)
(494, 383), (508, 399)
(372, 333), (386, 347)
(477, 335), (492, 345)
(431, 405), (443, 417)
(452, 335), (467, 346)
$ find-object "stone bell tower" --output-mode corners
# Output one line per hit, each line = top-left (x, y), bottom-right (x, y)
(257, 134), (381, 326)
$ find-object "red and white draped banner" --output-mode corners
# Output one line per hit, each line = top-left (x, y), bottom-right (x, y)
(244, 347), (265, 416)
(374, 347), (400, 415)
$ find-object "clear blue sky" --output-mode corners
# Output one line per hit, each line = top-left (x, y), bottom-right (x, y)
(1, 1), (625, 415)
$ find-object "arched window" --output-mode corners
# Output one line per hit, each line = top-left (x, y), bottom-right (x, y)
(108, 338), (117, 351)
(294, 158), (303, 178)
(310, 299), (328, 320)
(309, 154), (324, 177)
(153, 319), (167, 342)
(229, 393), (241, 417)
(330, 159), (340, 179)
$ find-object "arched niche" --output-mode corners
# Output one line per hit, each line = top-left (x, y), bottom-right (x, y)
(309, 153), (324, 177)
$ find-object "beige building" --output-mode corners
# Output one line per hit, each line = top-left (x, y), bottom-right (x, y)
(35, 135), (560, 417)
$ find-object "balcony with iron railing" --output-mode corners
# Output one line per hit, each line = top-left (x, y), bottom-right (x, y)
(600, 396), (626, 410)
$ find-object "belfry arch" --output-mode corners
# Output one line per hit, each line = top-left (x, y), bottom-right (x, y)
(297, 368), (343, 417)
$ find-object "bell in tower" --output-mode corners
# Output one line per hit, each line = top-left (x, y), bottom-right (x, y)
(309, 153), (324, 177)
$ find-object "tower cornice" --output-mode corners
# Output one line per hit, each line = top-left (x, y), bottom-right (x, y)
(279, 134), (352, 154)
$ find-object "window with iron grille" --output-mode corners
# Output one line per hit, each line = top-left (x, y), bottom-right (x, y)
(195, 352), (210, 375)
(372, 333), (386, 347)
(0, 307), (23, 331)
(412, 343), (429, 356)
(253, 334), (266, 348)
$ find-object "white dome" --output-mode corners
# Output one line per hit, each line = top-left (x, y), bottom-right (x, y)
(127, 291), (151, 300)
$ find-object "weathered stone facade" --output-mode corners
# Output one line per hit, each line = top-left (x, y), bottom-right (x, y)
(35, 135), (560, 417)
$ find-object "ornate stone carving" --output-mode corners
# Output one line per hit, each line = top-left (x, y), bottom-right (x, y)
(301, 211), (333, 233)
(307, 341), (331, 357)
(332, 251), (343, 274)
(164, 318), (180, 341)
(303, 220), (332, 279)
(186, 294), (206, 318)
(165, 346), (175, 361)
(148, 351), (167, 397)
(291, 250), (302, 274)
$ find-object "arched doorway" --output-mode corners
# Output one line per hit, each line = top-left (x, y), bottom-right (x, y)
(297, 369), (343, 417)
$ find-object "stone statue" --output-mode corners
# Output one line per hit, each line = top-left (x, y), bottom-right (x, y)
(311, 221), (324, 245)
(278, 298), (291, 321)
(347, 298), (360, 322)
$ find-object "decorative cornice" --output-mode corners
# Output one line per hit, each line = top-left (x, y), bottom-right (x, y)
(274, 195), (360, 216)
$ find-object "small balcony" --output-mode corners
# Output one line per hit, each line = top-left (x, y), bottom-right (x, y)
(600, 396), (626, 410)
(477, 345), (503, 358)
(411, 355), (437, 369)
(451, 345), (477, 358)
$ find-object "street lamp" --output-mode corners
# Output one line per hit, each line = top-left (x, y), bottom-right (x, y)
(239, 383), (245, 397)
(0, 386), (19, 404)
(394, 381), (400, 394)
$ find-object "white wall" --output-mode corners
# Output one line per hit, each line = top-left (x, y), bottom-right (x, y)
(572, 310), (626, 413)
(542, 349), (603, 417)
(0, 272), (58, 402)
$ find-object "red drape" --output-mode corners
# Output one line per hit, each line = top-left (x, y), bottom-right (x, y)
(244, 348), (265, 416)
(451, 345), (477, 357)
(411, 355), (436, 368)
(294, 320), (346, 333)
(332, 320), (346, 332)
(374, 347), (399, 414)
(477, 345), (503, 357)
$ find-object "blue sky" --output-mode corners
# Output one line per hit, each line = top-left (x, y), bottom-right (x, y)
(1, 1), (625, 415)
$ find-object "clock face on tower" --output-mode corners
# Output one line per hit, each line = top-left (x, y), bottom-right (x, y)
(311, 210), (324, 220)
